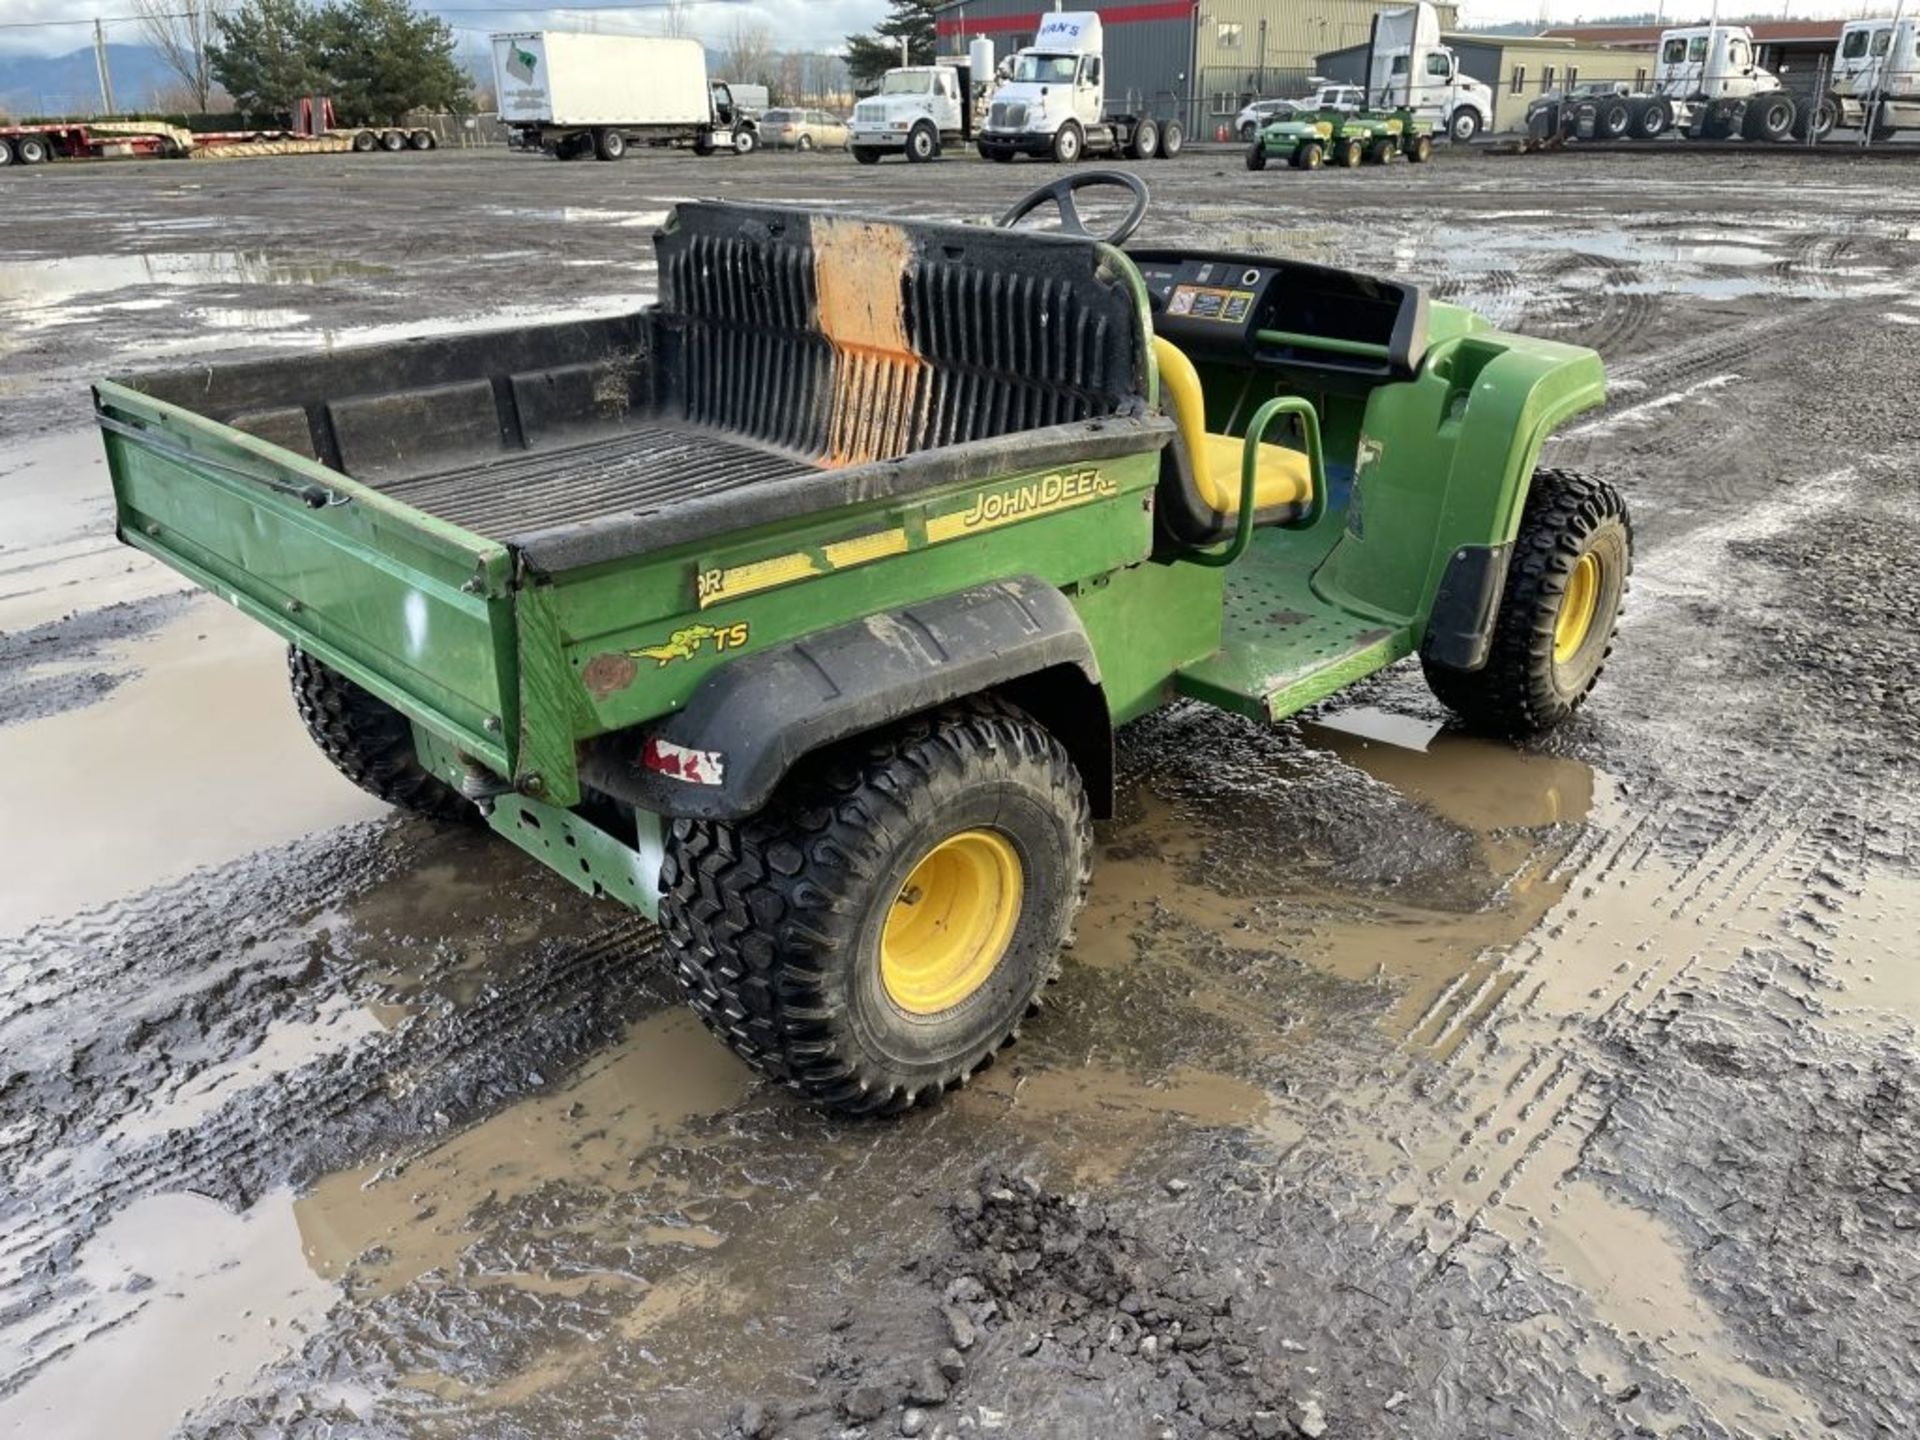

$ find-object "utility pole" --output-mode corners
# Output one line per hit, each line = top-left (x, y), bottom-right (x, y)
(94, 18), (117, 116)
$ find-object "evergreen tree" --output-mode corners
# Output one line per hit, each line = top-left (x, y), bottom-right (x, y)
(316, 0), (470, 124)
(209, 0), (321, 117)
(845, 0), (939, 89)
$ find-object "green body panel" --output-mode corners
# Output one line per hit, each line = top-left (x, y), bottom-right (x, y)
(540, 449), (1163, 754)
(1069, 559), (1226, 725)
(98, 381), (518, 772)
(488, 793), (664, 918)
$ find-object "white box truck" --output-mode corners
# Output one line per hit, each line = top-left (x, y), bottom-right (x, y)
(491, 32), (759, 161)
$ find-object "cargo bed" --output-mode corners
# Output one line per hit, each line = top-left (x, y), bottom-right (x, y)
(99, 203), (1169, 806)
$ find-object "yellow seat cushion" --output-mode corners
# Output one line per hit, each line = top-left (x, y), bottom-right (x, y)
(1152, 335), (1313, 516)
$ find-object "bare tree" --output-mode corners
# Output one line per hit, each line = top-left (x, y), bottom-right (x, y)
(134, 0), (228, 113)
(657, 0), (694, 39)
(722, 18), (776, 88)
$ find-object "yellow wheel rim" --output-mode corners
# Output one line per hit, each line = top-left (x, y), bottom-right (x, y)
(881, 830), (1023, 1016)
(1554, 551), (1602, 665)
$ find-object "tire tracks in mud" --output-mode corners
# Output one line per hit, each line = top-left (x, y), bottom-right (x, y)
(0, 825), (670, 1402)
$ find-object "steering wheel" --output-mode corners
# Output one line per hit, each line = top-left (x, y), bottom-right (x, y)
(996, 170), (1150, 246)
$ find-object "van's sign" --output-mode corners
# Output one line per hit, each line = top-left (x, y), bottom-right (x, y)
(1035, 12), (1102, 51)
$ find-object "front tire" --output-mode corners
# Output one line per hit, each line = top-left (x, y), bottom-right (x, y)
(1423, 469), (1631, 736)
(1449, 107), (1482, 143)
(1051, 122), (1083, 163)
(1407, 133), (1433, 163)
(662, 699), (1092, 1116)
(1337, 136), (1364, 167)
(1298, 139), (1324, 169)
(288, 648), (475, 821)
(905, 122), (937, 162)
(1246, 139), (1267, 170)
(852, 144), (881, 164)
(732, 125), (758, 155)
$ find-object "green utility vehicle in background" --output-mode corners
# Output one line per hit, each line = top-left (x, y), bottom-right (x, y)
(1246, 108), (1435, 170)
(97, 172), (1629, 1116)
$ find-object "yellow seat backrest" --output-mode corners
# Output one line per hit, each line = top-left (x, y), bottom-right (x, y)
(1151, 335), (1312, 516)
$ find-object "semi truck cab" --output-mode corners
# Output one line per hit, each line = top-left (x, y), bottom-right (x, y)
(1652, 25), (1782, 102)
(1367, 5), (1493, 142)
(975, 12), (1180, 162)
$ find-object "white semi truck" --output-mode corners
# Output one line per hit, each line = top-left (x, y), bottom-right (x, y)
(491, 32), (759, 161)
(1367, 4), (1496, 142)
(973, 12), (1184, 163)
(1800, 17), (1918, 141)
(848, 42), (990, 164)
(1528, 22), (1802, 142)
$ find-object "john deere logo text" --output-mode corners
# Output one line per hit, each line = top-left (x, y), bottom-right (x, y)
(958, 469), (1115, 530)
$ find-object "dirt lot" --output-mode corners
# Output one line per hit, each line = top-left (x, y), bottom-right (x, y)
(2, 144), (1917, 1440)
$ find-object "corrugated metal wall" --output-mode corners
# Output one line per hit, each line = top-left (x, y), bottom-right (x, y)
(935, 2), (1194, 124)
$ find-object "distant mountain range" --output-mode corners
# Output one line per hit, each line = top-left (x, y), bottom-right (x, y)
(0, 45), (179, 119)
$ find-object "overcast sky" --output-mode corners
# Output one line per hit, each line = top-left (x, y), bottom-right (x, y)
(0, 0), (1890, 58)
(0, 1), (886, 56)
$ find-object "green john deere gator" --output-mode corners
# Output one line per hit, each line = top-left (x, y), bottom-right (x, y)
(97, 172), (1629, 1115)
(1247, 108), (1435, 170)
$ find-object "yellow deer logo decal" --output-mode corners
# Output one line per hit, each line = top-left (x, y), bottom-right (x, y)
(631, 621), (750, 667)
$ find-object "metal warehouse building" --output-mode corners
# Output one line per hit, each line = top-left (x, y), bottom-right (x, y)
(933, 0), (1457, 137)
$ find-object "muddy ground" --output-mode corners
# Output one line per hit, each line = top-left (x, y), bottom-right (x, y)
(2, 145), (1917, 1440)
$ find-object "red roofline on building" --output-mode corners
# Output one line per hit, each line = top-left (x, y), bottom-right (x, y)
(935, 1), (1193, 39)
(1538, 19), (1845, 47)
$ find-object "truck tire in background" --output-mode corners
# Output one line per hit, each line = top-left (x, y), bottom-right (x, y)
(352, 130), (377, 152)
(1051, 121), (1083, 163)
(1127, 118), (1159, 159)
(14, 134), (50, 164)
(693, 129), (716, 155)
(1630, 97), (1671, 139)
(661, 698), (1092, 1116)
(1449, 107), (1481, 142)
(1869, 101), (1897, 141)
(379, 129), (405, 152)
(595, 127), (627, 160)
(409, 128), (435, 150)
(1422, 469), (1630, 737)
(1596, 99), (1631, 139)
(733, 125), (758, 155)
(1744, 93), (1795, 142)
(287, 648), (476, 823)
(1794, 94), (1838, 141)
(852, 144), (881, 164)
(905, 122), (936, 162)
(1702, 104), (1739, 139)
(0, 138), (14, 166)
(1159, 119), (1184, 156)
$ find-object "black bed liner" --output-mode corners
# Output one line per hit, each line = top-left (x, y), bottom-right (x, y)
(368, 423), (812, 541)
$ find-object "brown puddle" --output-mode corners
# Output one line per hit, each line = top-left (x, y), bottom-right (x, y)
(0, 596), (386, 930)
(296, 1008), (753, 1296)
(0, 1189), (335, 1440)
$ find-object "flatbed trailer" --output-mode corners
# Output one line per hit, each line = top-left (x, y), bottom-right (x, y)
(0, 115), (436, 168)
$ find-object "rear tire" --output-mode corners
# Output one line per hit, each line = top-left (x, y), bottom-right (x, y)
(15, 134), (50, 164)
(1597, 99), (1631, 139)
(1129, 118), (1159, 159)
(1423, 469), (1632, 736)
(409, 128), (435, 150)
(1633, 97), (1672, 139)
(352, 130), (377, 152)
(0, 137), (15, 166)
(595, 127), (626, 161)
(1158, 119), (1184, 156)
(379, 129), (405, 152)
(662, 699), (1092, 1116)
(288, 648), (476, 821)
(797, 133), (813, 151)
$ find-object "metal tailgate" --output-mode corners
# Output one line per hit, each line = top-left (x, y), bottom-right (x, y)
(96, 380), (519, 775)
